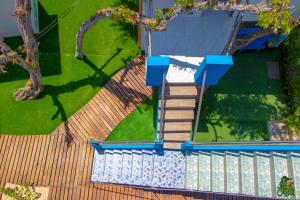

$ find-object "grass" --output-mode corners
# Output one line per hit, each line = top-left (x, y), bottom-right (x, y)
(108, 49), (287, 142)
(195, 49), (287, 142)
(107, 93), (158, 141)
(0, 0), (139, 134)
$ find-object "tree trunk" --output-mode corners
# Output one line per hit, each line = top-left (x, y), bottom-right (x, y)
(230, 28), (275, 54)
(75, 13), (108, 59)
(13, 0), (43, 101)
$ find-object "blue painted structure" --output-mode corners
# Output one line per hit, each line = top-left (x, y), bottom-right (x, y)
(181, 141), (300, 151)
(146, 56), (170, 86)
(194, 55), (233, 86)
(89, 140), (164, 153)
(237, 28), (287, 51)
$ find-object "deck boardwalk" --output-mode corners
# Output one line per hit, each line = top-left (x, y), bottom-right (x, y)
(0, 57), (279, 199)
(51, 56), (151, 143)
(0, 135), (276, 200)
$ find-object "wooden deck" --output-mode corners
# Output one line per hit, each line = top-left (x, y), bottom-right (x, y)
(52, 56), (152, 143)
(0, 57), (281, 199)
(0, 135), (280, 200)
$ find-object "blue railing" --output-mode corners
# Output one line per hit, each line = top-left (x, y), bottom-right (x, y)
(89, 140), (164, 153)
(182, 141), (300, 151)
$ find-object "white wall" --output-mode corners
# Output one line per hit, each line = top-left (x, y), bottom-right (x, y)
(0, 0), (39, 41)
(0, 0), (20, 40)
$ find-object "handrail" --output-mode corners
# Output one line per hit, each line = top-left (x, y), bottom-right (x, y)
(191, 140), (300, 146)
(159, 72), (167, 140)
(192, 69), (207, 141)
(222, 11), (243, 55)
(91, 140), (157, 145)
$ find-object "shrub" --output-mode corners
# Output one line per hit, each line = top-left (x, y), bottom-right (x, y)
(284, 26), (300, 134)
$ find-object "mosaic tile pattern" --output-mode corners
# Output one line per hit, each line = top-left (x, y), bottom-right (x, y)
(225, 153), (239, 194)
(240, 153), (255, 195)
(152, 150), (185, 188)
(92, 149), (185, 188)
(211, 153), (225, 192)
(91, 149), (300, 199)
(273, 153), (288, 198)
(256, 154), (272, 197)
(291, 153), (300, 199)
(198, 152), (211, 191)
(186, 153), (198, 190)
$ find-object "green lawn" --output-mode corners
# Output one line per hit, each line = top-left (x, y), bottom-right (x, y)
(108, 50), (287, 142)
(107, 93), (158, 141)
(0, 0), (139, 134)
(195, 49), (287, 142)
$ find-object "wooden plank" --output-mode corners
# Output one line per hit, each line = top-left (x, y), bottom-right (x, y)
(42, 135), (59, 186)
(29, 135), (46, 184)
(0, 136), (11, 184)
(16, 136), (32, 184)
(24, 135), (41, 183)
(48, 135), (64, 186)
(36, 136), (52, 186)
(2, 136), (20, 185)
(8, 136), (27, 184)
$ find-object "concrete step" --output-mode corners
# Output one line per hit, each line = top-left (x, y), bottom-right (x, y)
(157, 121), (192, 132)
(159, 99), (196, 110)
(163, 132), (190, 141)
(163, 142), (182, 149)
(240, 153), (255, 195)
(211, 153), (225, 192)
(159, 110), (194, 121)
(165, 85), (198, 98)
(198, 152), (211, 191)
(272, 153), (289, 198)
(256, 153), (272, 197)
(225, 153), (240, 194)
(186, 153), (199, 190)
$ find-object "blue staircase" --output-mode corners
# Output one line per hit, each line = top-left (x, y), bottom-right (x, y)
(92, 149), (300, 199)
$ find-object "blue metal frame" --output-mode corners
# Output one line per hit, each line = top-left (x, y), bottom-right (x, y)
(155, 86), (161, 141)
(89, 140), (164, 153)
(182, 141), (300, 151)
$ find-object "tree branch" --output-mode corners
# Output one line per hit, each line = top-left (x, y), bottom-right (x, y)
(0, 41), (31, 71)
(230, 28), (275, 53)
(75, 0), (298, 58)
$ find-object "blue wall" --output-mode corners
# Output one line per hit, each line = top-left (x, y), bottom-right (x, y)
(194, 55), (233, 86)
(238, 28), (287, 51)
(146, 56), (170, 86)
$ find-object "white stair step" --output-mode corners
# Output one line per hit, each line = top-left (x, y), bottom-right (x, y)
(120, 150), (133, 184)
(102, 150), (115, 182)
(225, 153), (239, 194)
(273, 153), (289, 198)
(152, 151), (185, 188)
(186, 153), (198, 190)
(110, 150), (123, 183)
(211, 153), (225, 192)
(291, 153), (300, 199)
(240, 153), (256, 195)
(256, 153), (272, 197)
(141, 150), (154, 186)
(198, 152), (211, 191)
(131, 150), (143, 185)
(91, 150), (105, 182)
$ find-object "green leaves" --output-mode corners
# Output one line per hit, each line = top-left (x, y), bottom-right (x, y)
(277, 176), (295, 197)
(257, 0), (300, 34)
(175, 0), (195, 9)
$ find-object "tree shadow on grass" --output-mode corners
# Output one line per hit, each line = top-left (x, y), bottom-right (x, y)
(194, 50), (286, 142)
(195, 92), (283, 142)
(0, 2), (61, 83)
(41, 53), (147, 145)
